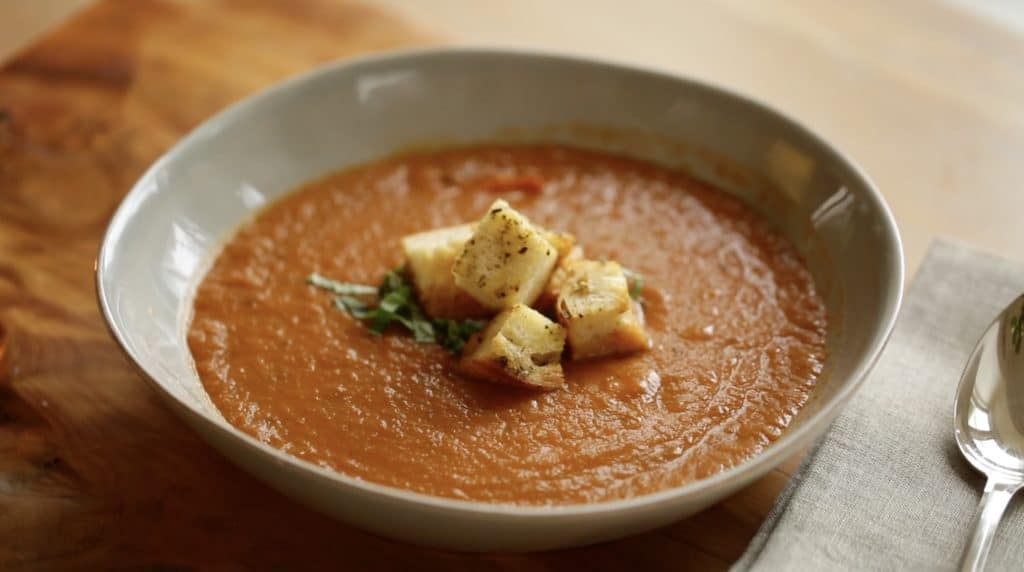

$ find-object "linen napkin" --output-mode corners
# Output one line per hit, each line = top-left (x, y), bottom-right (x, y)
(733, 239), (1024, 571)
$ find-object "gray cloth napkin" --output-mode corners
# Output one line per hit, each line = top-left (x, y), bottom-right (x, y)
(733, 239), (1024, 571)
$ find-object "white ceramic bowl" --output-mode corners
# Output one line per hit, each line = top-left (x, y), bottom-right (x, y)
(97, 48), (903, 551)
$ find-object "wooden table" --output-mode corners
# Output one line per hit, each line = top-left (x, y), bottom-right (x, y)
(1, 1), (1022, 569)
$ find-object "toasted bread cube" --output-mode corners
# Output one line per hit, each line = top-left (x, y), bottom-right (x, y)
(452, 200), (559, 311)
(534, 245), (585, 315)
(401, 224), (490, 320)
(556, 259), (650, 359)
(458, 304), (567, 390)
(557, 260), (631, 321)
(542, 230), (577, 261)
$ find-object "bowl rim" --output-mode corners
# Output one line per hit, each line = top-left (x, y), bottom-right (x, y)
(96, 46), (905, 517)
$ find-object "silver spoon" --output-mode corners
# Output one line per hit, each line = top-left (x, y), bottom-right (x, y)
(955, 294), (1024, 571)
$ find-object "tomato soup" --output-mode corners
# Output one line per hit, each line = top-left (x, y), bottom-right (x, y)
(188, 145), (827, 505)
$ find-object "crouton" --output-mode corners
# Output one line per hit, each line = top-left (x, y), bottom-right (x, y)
(534, 245), (585, 316)
(542, 230), (577, 261)
(401, 223), (489, 320)
(556, 259), (650, 359)
(458, 304), (567, 390)
(452, 200), (559, 310)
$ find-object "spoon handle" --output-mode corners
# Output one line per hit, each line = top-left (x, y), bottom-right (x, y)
(959, 478), (1019, 572)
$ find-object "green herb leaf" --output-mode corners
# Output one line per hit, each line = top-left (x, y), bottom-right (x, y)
(433, 318), (486, 353)
(310, 268), (483, 353)
(378, 291), (408, 314)
(398, 315), (436, 343)
(367, 309), (394, 335)
(334, 295), (370, 318)
(623, 267), (644, 300)
(308, 273), (378, 296)
(378, 269), (408, 298)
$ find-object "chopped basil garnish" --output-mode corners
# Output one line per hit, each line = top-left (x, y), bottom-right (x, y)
(307, 273), (378, 296)
(309, 269), (483, 353)
(433, 318), (486, 354)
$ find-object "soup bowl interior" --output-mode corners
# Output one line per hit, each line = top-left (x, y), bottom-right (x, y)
(97, 48), (902, 551)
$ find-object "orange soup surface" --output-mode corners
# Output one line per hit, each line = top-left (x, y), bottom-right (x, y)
(188, 145), (827, 505)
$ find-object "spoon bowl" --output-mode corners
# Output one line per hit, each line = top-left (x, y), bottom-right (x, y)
(954, 294), (1024, 571)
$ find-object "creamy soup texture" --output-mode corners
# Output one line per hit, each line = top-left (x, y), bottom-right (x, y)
(188, 145), (827, 505)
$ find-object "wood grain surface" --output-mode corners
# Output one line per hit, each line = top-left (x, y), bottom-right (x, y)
(0, 1), (792, 569)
